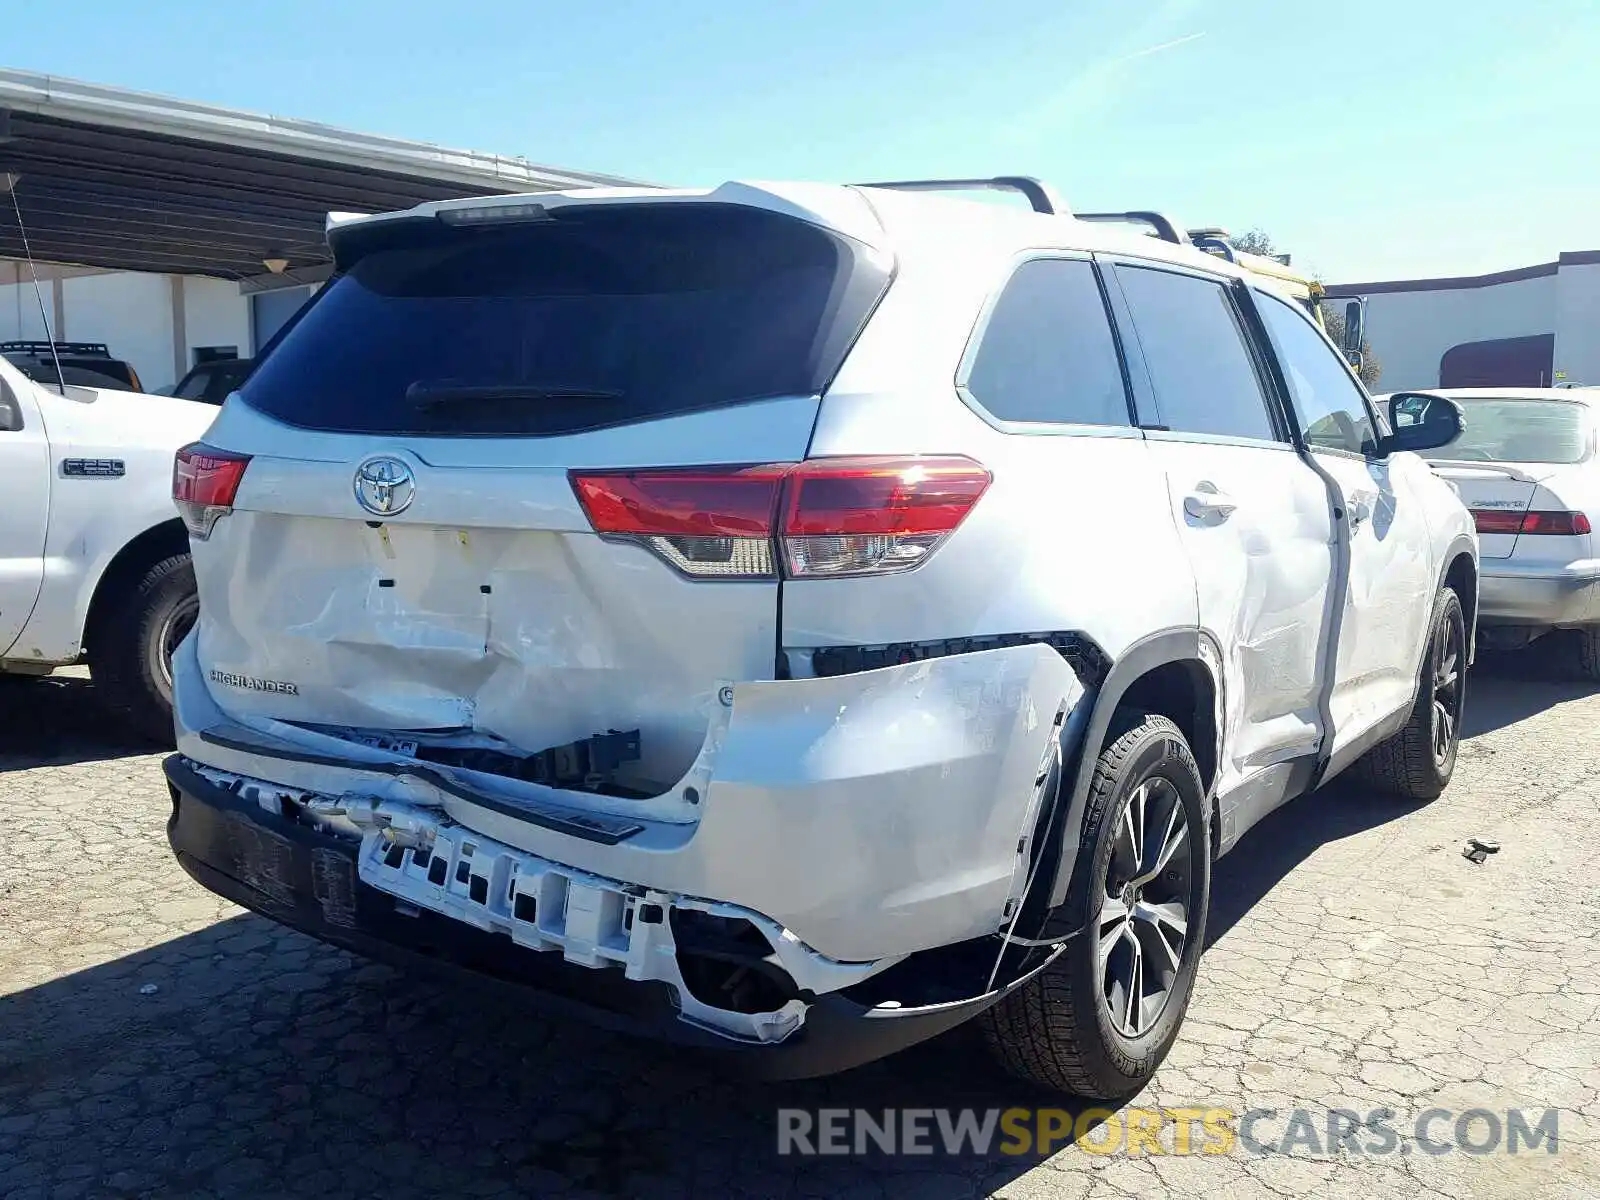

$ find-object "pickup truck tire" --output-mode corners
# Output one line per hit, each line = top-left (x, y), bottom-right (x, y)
(88, 553), (197, 745)
(979, 710), (1210, 1099)
(1353, 586), (1466, 801)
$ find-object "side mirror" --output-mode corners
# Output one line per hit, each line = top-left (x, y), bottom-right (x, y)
(0, 379), (22, 432)
(1380, 391), (1463, 455)
(1341, 300), (1365, 356)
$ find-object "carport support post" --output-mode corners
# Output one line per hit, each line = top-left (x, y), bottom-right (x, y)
(51, 274), (65, 340)
(170, 275), (186, 383)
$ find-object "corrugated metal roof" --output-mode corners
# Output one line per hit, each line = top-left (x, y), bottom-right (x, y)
(0, 69), (644, 278)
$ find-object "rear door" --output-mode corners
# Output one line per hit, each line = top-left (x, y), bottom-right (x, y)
(0, 362), (49, 654)
(1251, 290), (1437, 741)
(189, 200), (890, 792)
(1107, 259), (1337, 798)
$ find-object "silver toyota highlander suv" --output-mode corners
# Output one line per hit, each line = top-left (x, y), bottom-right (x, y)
(164, 177), (1477, 1098)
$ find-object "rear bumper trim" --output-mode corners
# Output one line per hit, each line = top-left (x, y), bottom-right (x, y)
(163, 753), (1007, 1078)
(198, 725), (645, 845)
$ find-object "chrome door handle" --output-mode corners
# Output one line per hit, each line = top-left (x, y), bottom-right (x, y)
(1184, 484), (1238, 520)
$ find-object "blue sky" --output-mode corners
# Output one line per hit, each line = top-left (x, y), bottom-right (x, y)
(7, 0), (1596, 281)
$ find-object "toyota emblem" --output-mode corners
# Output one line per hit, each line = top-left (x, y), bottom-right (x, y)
(353, 456), (415, 516)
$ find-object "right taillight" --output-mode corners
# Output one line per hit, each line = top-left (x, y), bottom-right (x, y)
(779, 456), (992, 577)
(1471, 509), (1592, 536)
(173, 443), (251, 539)
(1517, 510), (1592, 535)
(570, 455), (991, 580)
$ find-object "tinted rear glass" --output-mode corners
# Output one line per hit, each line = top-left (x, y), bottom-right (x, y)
(173, 368), (214, 400)
(4, 355), (132, 390)
(175, 361), (251, 404)
(240, 205), (884, 437)
(1432, 399), (1591, 464)
(61, 357), (137, 389)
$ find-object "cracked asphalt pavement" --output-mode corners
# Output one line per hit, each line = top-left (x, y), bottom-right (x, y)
(2, 654), (1598, 1199)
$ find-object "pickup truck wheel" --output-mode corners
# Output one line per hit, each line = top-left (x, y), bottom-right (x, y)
(1353, 586), (1466, 800)
(979, 710), (1210, 1099)
(87, 554), (197, 745)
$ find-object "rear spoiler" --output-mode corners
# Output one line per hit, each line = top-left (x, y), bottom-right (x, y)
(1427, 461), (1541, 484)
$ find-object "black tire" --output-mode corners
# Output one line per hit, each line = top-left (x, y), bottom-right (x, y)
(87, 553), (197, 745)
(1353, 587), (1467, 801)
(980, 710), (1210, 1099)
(1576, 627), (1600, 682)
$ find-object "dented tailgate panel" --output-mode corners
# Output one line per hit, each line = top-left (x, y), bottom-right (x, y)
(194, 510), (782, 787)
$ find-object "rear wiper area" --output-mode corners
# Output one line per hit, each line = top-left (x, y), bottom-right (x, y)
(406, 380), (624, 407)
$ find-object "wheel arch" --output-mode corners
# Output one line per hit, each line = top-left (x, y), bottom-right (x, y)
(1029, 628), (1219, 938)
(83, 518), (192, 651)
(1441, 540), (1478, 664)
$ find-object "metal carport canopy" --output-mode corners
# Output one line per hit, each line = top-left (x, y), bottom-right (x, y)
(0, 68), (642, 280)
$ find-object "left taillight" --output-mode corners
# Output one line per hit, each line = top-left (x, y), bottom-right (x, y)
(570, 455), (991, 580)
(173, 443), (251, 540)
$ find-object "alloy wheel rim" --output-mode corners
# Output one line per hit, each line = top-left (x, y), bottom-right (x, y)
(1431, 607), (1465, 765)
(1098, 776), (1193, 1039)
(157, 596), (200, 692)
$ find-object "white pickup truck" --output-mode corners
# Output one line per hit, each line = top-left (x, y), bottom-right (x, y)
(0, 353), (215, 741)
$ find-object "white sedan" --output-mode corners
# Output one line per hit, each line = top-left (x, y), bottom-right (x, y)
(1401, 388), (1600, 676)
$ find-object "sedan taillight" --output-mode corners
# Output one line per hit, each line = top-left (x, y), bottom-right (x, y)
(570, 456), (991, 580)
(173, 443), (251, 539)
(1471, 508), (1592, 536)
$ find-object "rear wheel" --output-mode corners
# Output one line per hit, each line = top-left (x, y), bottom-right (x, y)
(1354, 587), (1466, 800)
(87, 554), (197, 746)
(980, 711), (1210, 1099)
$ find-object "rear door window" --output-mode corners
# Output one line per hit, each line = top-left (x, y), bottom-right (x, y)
(1114, 265), (1281, 442)
(964, 258), (1131, 427)
(240, 205), (889, 438)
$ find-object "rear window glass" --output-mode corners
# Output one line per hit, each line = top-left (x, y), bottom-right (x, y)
(61, 357), (137, 389)
(240, 205), (885, 437)
(173, 369), (214, 400)
(4, 355), (132, 391)
(1431, 399), (1591, 464)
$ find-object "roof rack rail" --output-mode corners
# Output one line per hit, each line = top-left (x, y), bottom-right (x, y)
(1187, 229), (1239, 263)
(855, 176), (1067, 216)
(1075, 211), (1186, 245)
(0, 339), (113, 357)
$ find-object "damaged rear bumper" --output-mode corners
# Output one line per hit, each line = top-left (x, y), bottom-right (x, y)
(165, 755), (1047, 1077)
(173, 636), (1084, 964)
(167, 635), (1086, 1072)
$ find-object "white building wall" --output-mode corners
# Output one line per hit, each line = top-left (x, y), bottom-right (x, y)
(1, 263), (59, 341)
(0, 265), (252, 392)
(59, 272), (175, 390)
(1553, 262), (1600, 388)
(1357, 274), (1557, 391)
(182, 276), (252, 365)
